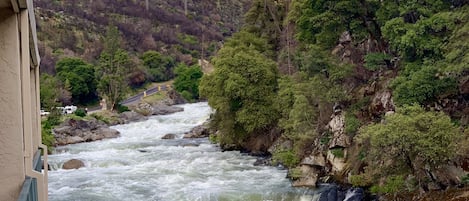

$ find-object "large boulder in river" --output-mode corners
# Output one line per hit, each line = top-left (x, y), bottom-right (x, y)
(152, 104), (184, 115)
(63, 159), (85, 170)
(54, 118), (120, 146)
(161, 133), (177, 139)
(119, 111), (148, 123)
(183, 124), (210, 138)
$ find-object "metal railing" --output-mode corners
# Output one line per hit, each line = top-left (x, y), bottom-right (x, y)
(18, 151), (42, 201)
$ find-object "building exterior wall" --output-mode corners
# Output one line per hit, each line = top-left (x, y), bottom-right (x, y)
(0, 8), (27, 201)
(0, 1), (47, 200)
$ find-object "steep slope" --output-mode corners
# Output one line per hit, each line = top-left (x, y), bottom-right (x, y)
(34, 0), (251, 74)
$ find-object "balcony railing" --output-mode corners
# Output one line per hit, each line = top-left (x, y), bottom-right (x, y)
(18, 151), (42, 201)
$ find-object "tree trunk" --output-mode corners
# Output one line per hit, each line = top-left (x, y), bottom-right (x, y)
(145, 0), (149, 11)
(184, 0), (188, 16)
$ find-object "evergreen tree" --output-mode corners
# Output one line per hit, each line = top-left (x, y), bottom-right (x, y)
(96, 26), (131, 110)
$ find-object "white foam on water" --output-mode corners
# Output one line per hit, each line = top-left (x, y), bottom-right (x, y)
(48, 102), (315, 201)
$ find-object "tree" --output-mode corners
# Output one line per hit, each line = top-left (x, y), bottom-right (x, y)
(199, 32), (279, 147)
(173, 64), (203, 101)
(358, 105), (462, 178)
(96, 26), (131, 110)
(55, 57), (97, 105)
(40, 74), (60, 109)
(141, 50), (176, 82)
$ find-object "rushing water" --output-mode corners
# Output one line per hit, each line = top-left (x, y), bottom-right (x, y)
(48, 102), (318, 201)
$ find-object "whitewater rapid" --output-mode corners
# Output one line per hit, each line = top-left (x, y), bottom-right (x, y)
(47, 102), (316, 201)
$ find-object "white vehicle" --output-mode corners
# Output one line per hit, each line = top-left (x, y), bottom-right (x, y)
(64, 105), (77, 114)
(40, 110), (50, 116)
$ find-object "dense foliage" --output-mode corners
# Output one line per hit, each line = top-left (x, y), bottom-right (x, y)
(96, 26), (132, 110)
(141, 51), (176, 82)
(56, 58), (98, 105)
(200, 31), (279, 147)
(356, 105), (462, 191)
(173, 64), (203, 102)
(200, 0), (468, 193)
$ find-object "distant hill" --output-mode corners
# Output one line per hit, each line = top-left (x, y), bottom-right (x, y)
(34, 0), (251, 74)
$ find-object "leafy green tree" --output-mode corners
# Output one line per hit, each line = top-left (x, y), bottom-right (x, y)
(200, 32), (279, 147)
(173, 64), (203, 101)
(96, 26), (131, 110)
(391, 63), (457, 106)
(40, 74), (60, 109)
(55, 57), (97, 105)
(141, 50), (176, 82)
(358, 105), (462, 178)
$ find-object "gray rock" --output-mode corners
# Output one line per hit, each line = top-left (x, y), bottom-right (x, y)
(135, 102), (153, 116)
(328, 113), (351, 148)
(53, 118), (120, 146)
(119, 111), (147, 123)
(292, 165), (320, 187)
(63, 159), (85, 170)
(183, 125), (209, 138)
(301, 153), (326, 167)
(161, 133), (177, 139)
(152, 104), (184, 115)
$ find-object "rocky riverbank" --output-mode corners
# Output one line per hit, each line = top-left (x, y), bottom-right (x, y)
(53, 103), (185, 146)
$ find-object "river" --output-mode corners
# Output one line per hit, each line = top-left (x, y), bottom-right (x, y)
(48, 102), (320, 201)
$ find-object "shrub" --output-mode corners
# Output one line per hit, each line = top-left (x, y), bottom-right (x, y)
(358, 104), (462, 177)
(370, 175), (405, 194)
(349, 174), (373, 187)
(116, 104), (130, 113)
(364, 53), (392, 71)
(345, 112), (361, 136)
(272, 150), (300, 168)
(462, 174), (469, 185)
(330, 148), (345, 158)
(74, 108), (87, 117)
(288, 167), (303, 180)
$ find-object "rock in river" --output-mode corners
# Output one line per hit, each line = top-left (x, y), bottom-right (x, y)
(62, 159), (85, 170)
(54, 118), (120, 146)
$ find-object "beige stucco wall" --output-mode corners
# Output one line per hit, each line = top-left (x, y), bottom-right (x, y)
(0, 8), (27, 201)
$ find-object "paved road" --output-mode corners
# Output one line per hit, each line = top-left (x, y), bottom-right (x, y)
(89, 84), (171, 112)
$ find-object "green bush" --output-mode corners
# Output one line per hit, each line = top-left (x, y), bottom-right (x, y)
(370, 175), (405, 194)
(358, 105), (462, 177)
(272, 150), (300, 168)
(74, 108), (87, 117)
(345, 112), (361, 135)
(208, 134), (218, 144)
(116, 104), (130, 113)
(180, 90), (194, 102)
(391, 65), (457, 106)
(288, 167), (303, 180)
(349, 174), (373, 187)
(462, 174), (469, 185)
(330, 148), (345, 158)
(364, 53), (392, 71)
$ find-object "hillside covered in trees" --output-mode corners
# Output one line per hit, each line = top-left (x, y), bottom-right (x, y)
(36, 0), (250, 107)
(200, 0), (469, 199)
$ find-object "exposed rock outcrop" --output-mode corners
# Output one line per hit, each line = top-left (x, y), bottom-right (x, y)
(53, 118), (120, 146)
(152, 104), (184, 115)
(370, 90), (395, 117)
(328, 113), (351, 149)
(119, 111), (148, 123)
(161, 133), (177, 139)
(183, 124), (210, 138)
(292, 165), (320, 187)
(167, 89), (187, 105)
(62, 159), (85, 170)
